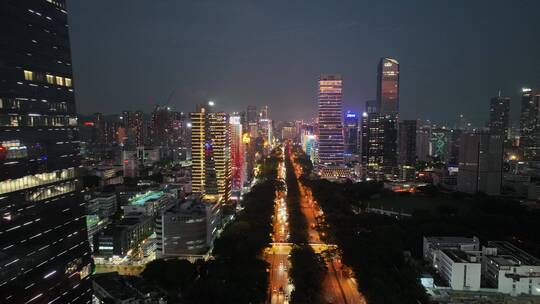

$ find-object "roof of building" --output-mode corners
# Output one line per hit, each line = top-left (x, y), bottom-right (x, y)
(487, 241), (540, 266)
(425, 236), (480, 245)
(128, 190), (165, 205)
(93, 272), (166, 301)
(441, 249), (475, 263)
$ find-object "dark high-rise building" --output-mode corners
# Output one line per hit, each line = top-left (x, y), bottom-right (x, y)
(457, 132), (503, 195)
(377, 58), (399, 115)
(361, 113), (397, 178)
(317, 74), (344, 165)
(0, 1), (93, 303)
(374, 58), (399, 175)
(365, 100), (378, 114)
(247, 105), (258, 124)
(344, 111), (359, 155)
(520, 88), (540, 162)
(489, 95), (510, 140)
(398, 120), (417, 166)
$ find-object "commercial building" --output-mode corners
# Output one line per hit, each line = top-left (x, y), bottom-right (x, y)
(190, 104), (232, 202)
(423, 236), (481, 265)
(437, 249), (482, 291)
(344, 111), (359, 155)
(156, 195), (222, 258)
(520, 88), (540, 162)
(489, 95), (511, 140)
(0, 1), (93, 302)
(457, 132), (503, 195)
(229, 114), (244, 197)
(483, 241), (540, 296)
(88, 193), (117, 219)
(317, 74), (344, 165)
(122, 190), (172, 216)
(361, 112), (398, 178)
(377, 58), (400, 115)
(95, 213), (153, 256)
(398, 120), (417, 166)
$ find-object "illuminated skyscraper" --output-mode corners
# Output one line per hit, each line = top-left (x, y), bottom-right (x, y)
(123, 110), (145, 147)
(489, 95), (510, 140)
(362, 58), (400, 176)
(520, 88), (540, 161)
(317, 74), (344, 165)
(191, 104), (231, 201)
(0, 1), (93, 302)
(377, 58), (400, 115)
(344, 111), (359, 155)
(229, 114), (244, 197)
(361, 113), (398, 178)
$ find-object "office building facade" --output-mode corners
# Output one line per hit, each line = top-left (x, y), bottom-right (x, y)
(520, 88), (540, 162)
(377, 58), (400, 115)
(0, 1), (93, 302)
(344, 111), (359, 155)
(488, 96), (510, 140)
(317, 74), (344, 165)
(457, 132), (503, 195)
(191, 105), (232, 201)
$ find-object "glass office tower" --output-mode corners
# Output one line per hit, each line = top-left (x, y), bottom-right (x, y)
(317, 74), (344, 165)
(0, 1), (93, 303)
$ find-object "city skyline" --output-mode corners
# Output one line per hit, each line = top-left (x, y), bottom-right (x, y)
(4, 1), (540, 304)
(68, 1), (540, 124)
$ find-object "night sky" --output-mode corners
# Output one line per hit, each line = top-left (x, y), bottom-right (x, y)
(68, 0), (540, 125)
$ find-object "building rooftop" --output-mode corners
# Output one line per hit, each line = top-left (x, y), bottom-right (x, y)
(426, 236), (480, 245)
(487, 241), (540, 266)
(441, 249), (476, 263)
(128, 190), (165, 206)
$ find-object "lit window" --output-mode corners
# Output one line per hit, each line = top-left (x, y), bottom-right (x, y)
(55, 76), (63, 86)
(64, 78), (72, 87)
(46, 74), (54, 84)
(23, 70), (33, 81)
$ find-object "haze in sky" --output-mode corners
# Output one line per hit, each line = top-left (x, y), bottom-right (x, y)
(68, 0), (540, 125)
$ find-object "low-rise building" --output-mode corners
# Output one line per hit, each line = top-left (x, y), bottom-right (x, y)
(437, 249), (481, 291)
(96, 213), (153, 256)
(423, 236), (481, 265)
(483, 241), (540, 296)
(93, 272), (167, 304)
(123, 190), (173, 216)
(156, 195), (222, 258)
(89, 192), (118, 219)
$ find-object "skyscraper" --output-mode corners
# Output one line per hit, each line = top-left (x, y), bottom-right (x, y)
(0, 1), (93, 302)
(368, 58), (400, 175)
(191, 104), (232, 202)
(229, 114), (244, 198)
(317, 74), (344, 165)
(520, 88), (540, 162)
(398, 120), (417, 166)
(151, 105), (173, 147)
(344, 111), (359, 155)
(457, 132), (503, 195)
(377, 58), (400, 115)
(489, 95), (510, 140)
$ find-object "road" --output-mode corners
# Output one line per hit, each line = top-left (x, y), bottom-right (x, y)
(291, 150), (366, 304)
(266, 155), (292, 304)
